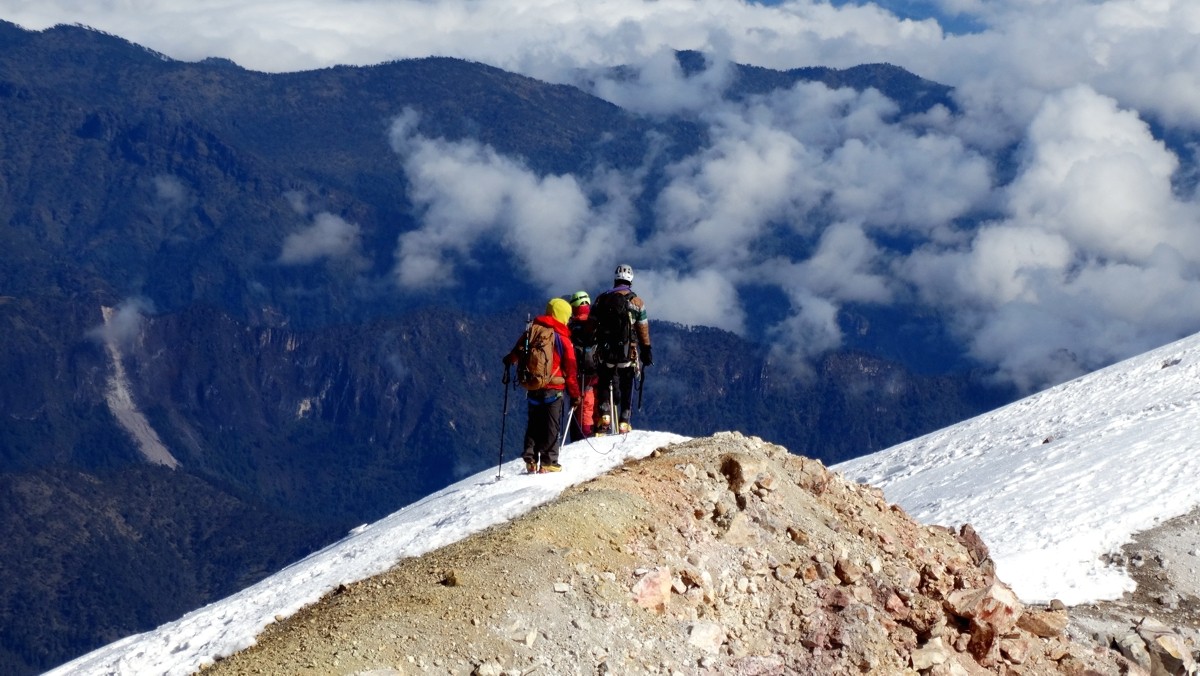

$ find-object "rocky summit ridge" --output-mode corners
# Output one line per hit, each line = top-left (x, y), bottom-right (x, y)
(205, 433), (1190, 675)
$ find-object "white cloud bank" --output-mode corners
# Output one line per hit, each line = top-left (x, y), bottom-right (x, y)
(387, 109), (637, 292)
(8, 0), (1200, 390)
(904, 86), (1200, 389)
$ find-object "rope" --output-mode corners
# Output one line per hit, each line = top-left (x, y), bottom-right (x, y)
(572, 426), (636, 456)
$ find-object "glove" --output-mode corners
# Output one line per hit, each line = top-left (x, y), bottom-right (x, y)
(640, 344), (653, 366)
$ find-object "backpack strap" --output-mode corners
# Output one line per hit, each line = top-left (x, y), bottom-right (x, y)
(552, 332), (565, 379)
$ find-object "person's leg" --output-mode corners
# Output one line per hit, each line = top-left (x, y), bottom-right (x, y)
(568, 377), (593, 442)
(618, 367), (635, 428)
(542, 395), (564, 467)
(522, 399), (539, 470)
(595, 365), (615, 432)
(581, 382), (596, 436)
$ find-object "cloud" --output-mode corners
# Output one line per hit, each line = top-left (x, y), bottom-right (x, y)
(766, 292), (843, 380)
(647, 78), (992, 261)
(142, 174), (194, 233)
(0, 0), (944, 76)
(592, 48), (737, 117)
(636, 268), (745, 334)
(384, 62), (1200, 389)
(789, 222), (893, 305)
(152, 175), (190, 211)
(651, 110), (817, 268)
(283, 190), (308, 215)
(88, 297), (154, 350)
(388, 108), (637, 292)
(278, 211), (366, 267)
(900, 86), (1200, 390)
(8, 0), (1200, 141)
(1007, 86), (1193, 264)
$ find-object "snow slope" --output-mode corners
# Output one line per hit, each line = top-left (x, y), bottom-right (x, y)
(48, 331), (1200, 675)
(836, 332), (1200, 605)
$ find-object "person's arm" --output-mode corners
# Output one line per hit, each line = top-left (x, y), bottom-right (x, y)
(503, 333), (523, 366)
(633, 297), (651, 365)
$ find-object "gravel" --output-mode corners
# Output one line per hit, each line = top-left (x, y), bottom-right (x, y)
(1069, 506), (1200, 652)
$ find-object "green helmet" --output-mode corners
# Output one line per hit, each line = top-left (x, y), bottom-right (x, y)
(569, 290), (591, 308)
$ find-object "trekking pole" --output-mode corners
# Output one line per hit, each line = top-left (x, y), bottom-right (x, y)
(609, 377), (618, 435)
(560, 403), (575, 449)
(637, 363), (646, 411)
(498, 363), (512, 479)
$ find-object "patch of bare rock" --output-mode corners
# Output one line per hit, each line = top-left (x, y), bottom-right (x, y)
(1069, 508), (1200, 676)
(204, 432), (1189, 675)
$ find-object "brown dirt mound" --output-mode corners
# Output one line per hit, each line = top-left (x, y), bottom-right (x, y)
(205, 432), (1138, 675)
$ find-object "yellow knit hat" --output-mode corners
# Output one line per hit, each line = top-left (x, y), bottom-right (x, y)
(546, 297), (572, 325)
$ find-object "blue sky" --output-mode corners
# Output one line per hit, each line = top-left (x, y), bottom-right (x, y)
(796, 0), (983, 33)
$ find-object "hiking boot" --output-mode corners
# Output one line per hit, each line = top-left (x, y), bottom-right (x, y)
(619, 421), (632, 434)
(524, 460), (538, 474)
(595, 415), (611, 436)
(539, 464), (562, 473)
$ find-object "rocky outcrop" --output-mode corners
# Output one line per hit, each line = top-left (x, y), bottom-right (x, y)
(1119, 618), (1198, 675)
(206, 432), (1147, 675)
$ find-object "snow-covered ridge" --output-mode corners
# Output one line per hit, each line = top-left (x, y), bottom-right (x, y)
(836, 331), (1200, 605)
(46, 431), (688, 676)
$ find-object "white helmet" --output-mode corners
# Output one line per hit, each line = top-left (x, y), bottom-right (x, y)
(614, 264), (634, 284)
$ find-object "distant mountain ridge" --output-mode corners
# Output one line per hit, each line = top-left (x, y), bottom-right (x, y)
(0, 20), (1012, 675)
(674, 49), (956, 115)
(0, 21), (955, 325)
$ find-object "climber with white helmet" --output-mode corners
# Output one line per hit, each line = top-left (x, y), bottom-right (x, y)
(586, 264), (652, 435)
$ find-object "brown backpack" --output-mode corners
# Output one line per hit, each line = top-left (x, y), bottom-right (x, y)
(516, 322), (564, 391)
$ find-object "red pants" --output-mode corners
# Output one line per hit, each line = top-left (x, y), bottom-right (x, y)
(568, 376), (597, 441)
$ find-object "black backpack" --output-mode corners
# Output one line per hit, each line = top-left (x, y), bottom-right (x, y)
(591, 289), (636, 367)
(569, 319), (596, 376)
